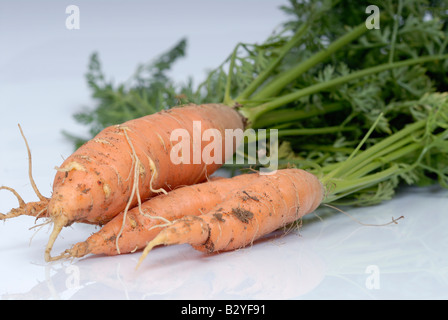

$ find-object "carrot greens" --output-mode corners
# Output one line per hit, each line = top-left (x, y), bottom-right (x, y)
(66, 0), (448, 206)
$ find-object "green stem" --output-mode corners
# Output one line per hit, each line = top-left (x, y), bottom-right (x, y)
(236, 23), (309, 101)
(388, 0), (403, 64)
(223, 44), (240, 106)
(323, 165), (400, 203)
(344, 135), (418, 179)
(322, 119), (426, 183)
(301, 144), (354, 154)
(340, 112), (384, 164)
(244, 125), (356, 144)
(276, 126), (356, 137)
(250, 23), (368, 101)
(252, 102), (344, 128)
(319, 123), (448, 204)
(243, 54), (448, 123)
(324, 132), (441, 203)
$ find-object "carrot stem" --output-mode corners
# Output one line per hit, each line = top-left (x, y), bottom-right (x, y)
(249, 23), (368, 102)
(322, 120), (426, 182)
(323, 165), (400, 203)
(223, 44), (240, 106)
(236, 23), (309, 101)
(242, 55), (448, 123)
(320, 103), (448, 203)
(252, 102), (344, 128)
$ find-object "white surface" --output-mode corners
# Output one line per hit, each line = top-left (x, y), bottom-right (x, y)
(1, 0), (448, 300)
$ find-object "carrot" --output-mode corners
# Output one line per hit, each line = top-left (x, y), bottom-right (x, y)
(0, 127), (101, 226)
(136, 168), (324, 269)
(1, 104), (244, 262)
(5, 14), (444, 266)
(56, 174), (259, 259)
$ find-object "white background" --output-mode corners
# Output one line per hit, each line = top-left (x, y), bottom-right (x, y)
(1, 0), (447, 300)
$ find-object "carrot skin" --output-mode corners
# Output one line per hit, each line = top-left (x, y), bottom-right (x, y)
(136, 169), (324, 268)
(49, 104), (244, 224)
(67, 174), (258, 258)
(197, 169), (323, 252)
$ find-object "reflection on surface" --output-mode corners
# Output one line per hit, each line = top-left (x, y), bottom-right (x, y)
(1, 233), (326, 300)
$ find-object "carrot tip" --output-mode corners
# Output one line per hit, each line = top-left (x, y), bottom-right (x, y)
(0, 186), (26, 212)
(135, 233), (167, 270)
(46, 249), (72, 262)
(17, 124), (47, 202)
(0, 207), (25, 221)
(46, 242), (89, 261)
(68, 241), (89, 258)
(44, 216), (69, 262)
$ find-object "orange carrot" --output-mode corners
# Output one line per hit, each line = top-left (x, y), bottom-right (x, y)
(0, 126), (95, 224)
(2, 104), (244, 262)
(136, 168), (324, 269)
(58, 174), (259, 259)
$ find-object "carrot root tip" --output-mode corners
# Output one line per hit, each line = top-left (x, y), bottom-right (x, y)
(135, 233), (167, 270)
(44, 215), (69, 262)
(1, 186), (27, 221)
(47, 240), (91, 261)
(46, 249), (72, 262)
(52, 242), (89, 260)
(0, 187), (48, 221)
(1, 186), (26, 209)
(0, 207), (25, 220)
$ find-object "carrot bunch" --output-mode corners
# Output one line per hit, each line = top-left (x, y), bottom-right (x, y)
(4, 92), (447, 269)
(52, 92), (448, 269)
(2, 1), (448, 268)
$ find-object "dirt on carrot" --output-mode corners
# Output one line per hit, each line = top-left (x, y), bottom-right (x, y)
(136, 168), (324, 269)
(231, 207), (254, 224)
